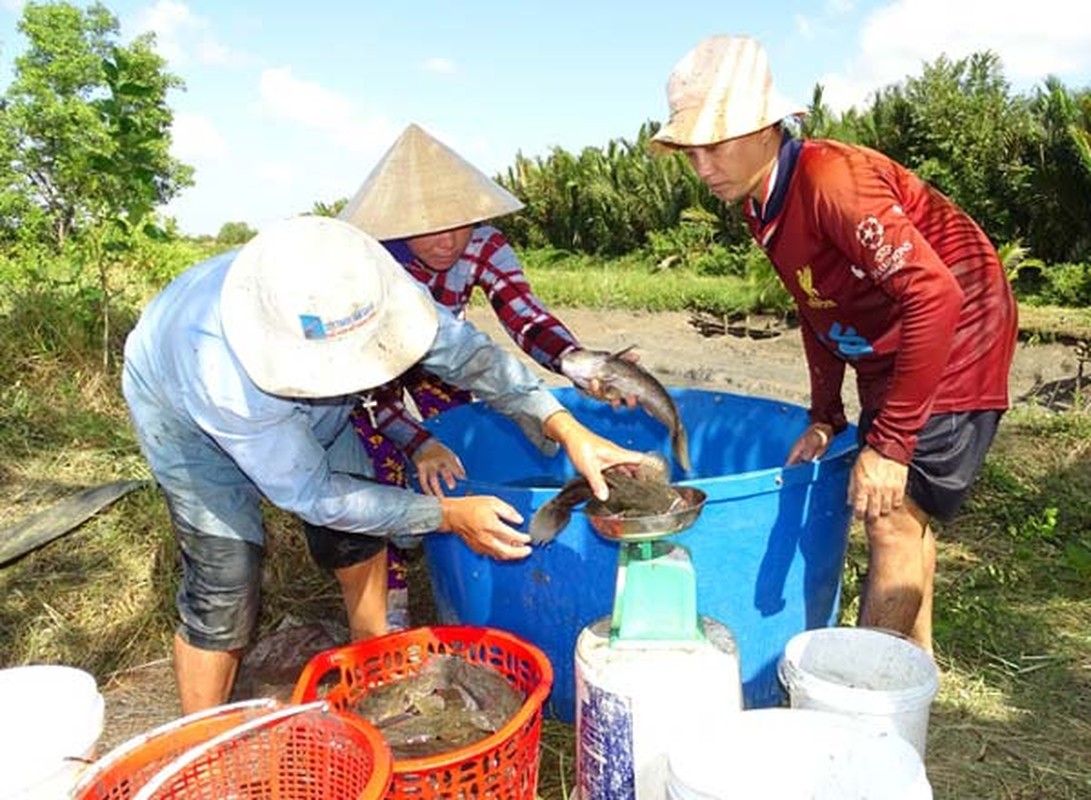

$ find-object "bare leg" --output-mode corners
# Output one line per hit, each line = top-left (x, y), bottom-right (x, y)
(910, 525), (936, 654)
(334, 546), (390, 642)
(173, 632), (242, 715)
(859, 498), (934, 651)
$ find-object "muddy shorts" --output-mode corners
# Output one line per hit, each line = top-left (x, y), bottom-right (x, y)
(857, 410), (1003, 523)
(167, 494), (264, 651)
(303, 523), (386, 571)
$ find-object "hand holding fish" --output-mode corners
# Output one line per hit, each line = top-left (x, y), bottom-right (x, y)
(413, 439), (466, 497)
(437, 495), (531, 559)
(786, 422), (835, 465)
(559, 346), (692, 472)
(561, 347), (641, 409)
(542, 410), (656, 501)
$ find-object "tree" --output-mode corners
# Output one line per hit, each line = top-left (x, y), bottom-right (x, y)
(861, 52), (1036, 245)
(216, 221), (257, 245)
(0, 1), (193, 248)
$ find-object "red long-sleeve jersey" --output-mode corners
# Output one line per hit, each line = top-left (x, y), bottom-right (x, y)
(746, 139), (1017, 464)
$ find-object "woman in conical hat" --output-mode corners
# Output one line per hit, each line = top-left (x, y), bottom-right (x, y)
(337, 123), (635, 632)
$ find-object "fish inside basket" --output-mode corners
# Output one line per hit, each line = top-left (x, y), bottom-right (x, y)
(292, 625), (554, 800)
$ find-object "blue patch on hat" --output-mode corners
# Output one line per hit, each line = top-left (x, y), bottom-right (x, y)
(300, 314), (327, 340)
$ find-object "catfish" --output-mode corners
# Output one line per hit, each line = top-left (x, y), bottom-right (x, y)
(560, 346), (691, 472)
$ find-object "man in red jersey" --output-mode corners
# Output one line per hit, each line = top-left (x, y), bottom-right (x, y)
(652, 35), (1017, 652)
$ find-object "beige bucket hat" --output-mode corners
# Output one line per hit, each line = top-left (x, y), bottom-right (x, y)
(651, 35), (805, 151)
(221, 215), (439, 398)
(339, 123), (524, 240)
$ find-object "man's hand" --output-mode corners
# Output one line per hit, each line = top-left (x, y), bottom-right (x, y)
(786, 423), (835, 465)
(438, 495), (530, 559)
(412, 439), (466, 497)
(849, 445), (908, 521)
(542, 410), (654, 500)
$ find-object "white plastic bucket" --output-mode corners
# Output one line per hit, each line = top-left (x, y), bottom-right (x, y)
(575, 615), (743, 799)
(666, 708), (932, 799)
(778, 627), (940, 757)
(0, 665), (105, 799)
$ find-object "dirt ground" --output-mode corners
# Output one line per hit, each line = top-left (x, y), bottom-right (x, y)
(93, 308), (1084, 754)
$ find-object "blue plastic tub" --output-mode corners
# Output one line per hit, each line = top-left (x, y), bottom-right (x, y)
(422, 387), (857, 723)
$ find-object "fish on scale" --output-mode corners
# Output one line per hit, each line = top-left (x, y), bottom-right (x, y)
(529, 458), (685, 544)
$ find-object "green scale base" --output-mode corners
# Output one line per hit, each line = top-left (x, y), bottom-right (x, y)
(609, 539), (704, 646)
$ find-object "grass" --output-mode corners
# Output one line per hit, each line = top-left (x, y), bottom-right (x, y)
(1, 260), (1090, 798)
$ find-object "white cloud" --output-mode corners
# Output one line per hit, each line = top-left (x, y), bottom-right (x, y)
(820, 0), (1091, 111)
(421, 57), (456, 75)
(170, 113), (227, 162)
(257, 66), (395, 154)
(129, 0), (246, 66)
(825, 0), (855, 14)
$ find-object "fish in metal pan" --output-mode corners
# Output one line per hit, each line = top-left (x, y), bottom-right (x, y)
(529, 460), (684, 544)
(560, 346), (692, 473)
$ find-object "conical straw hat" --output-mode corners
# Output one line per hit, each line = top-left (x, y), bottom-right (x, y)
(339, 123), (524, 240)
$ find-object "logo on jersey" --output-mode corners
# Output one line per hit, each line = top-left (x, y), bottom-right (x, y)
(796, 266), (836, 309)
(855, 214), (912, 280)
(826, 322), (874, 358)
(856, 216), (884, 250)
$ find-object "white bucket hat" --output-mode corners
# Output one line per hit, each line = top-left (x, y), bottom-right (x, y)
(220, 215), (439, 398)
(651, 35), (805, 151)
(339, 123), (524, 240)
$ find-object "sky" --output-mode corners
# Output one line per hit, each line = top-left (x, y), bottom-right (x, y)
(1, 0), (1090, 237)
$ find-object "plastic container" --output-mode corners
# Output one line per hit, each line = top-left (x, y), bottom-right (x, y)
(292, 625), (553, 799)
(0, 664), (104, 799)
(778, 626), (941, 756)
(422, 388), (857, 721)
(666, 708), (932, 799)
(128, 700), (392, 800)
(71, 698), (280, 799)
(574, 616), (742, 799)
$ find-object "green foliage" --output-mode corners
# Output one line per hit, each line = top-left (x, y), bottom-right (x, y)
(499, 121), (746, 256)
(0, 1), (192, 249)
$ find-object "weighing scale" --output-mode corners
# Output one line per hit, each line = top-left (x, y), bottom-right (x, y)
(585, 486), (709, 646)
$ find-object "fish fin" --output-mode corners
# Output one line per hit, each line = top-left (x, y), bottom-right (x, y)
(528, 478), (593, 544)
(609, 344), (638, 360)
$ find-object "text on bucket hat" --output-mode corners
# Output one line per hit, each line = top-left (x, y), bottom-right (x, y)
(651, 35), (805, 151)
(338, 123), (524, 240)
(220, 215), (439, 398)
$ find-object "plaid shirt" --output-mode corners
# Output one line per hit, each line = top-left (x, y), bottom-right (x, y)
(364, 224), (580, 457)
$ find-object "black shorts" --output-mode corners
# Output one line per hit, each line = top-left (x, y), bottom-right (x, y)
(303, 523), (387, 571)
(857, 410), (1003, 523)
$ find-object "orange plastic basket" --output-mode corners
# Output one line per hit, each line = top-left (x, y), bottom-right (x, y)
(128, 700), (393, 800)
(72, 698), (281, 800)
(291, 626), (554, 799)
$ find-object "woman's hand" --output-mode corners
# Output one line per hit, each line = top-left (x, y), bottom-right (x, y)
(412, 439), (466, 497)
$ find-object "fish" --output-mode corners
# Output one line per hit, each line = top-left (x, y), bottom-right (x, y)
(528, 460), (685, 544)
(560, 347), (691, 472)
(351, 654), (525, 759)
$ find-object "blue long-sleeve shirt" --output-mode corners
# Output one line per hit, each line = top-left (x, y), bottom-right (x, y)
(122, 248), (563, 544)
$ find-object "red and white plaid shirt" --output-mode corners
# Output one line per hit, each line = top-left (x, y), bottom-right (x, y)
(366, 224), (580, 456)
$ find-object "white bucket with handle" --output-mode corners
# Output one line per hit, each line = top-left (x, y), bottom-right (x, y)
(0, 665), (104, 799)
(778, 626), (940, 757)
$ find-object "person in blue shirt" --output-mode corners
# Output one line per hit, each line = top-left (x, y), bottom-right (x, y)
(122, 215), (648, 714)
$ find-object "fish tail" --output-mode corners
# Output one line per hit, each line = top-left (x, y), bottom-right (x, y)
(673, 422), (692, 473)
